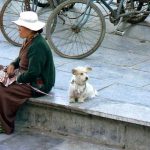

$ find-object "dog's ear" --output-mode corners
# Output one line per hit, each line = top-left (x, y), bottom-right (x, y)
(86, 67), (92, 72)
(72, 69), (77, 75)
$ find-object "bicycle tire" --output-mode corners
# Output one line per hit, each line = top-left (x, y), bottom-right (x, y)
(0, 0), (23, 46)
(126, 1), (150, 24)
(46, 0), (106, 59)
(0, 0), (53, 47)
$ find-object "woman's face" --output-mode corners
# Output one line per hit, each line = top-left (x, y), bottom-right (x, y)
(18, 26), (33, 39)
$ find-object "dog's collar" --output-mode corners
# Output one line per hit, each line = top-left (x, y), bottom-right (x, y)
(71, 79), (86, 86)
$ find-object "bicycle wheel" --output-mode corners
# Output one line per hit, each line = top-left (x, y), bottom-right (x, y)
(126, 0), (150, 24)
(0, 0), (53, 46)
(0, 0), (24, 46)
(46, 0), (106, 59)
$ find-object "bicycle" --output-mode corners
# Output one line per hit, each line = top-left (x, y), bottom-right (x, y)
(0, 0), (113, 47)
(46, 0), (150, 59)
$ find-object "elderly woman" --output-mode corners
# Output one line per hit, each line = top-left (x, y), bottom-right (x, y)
(0, 11), (55, 134)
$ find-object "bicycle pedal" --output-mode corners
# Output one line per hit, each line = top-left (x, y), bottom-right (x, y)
(115, 30), (125, 36)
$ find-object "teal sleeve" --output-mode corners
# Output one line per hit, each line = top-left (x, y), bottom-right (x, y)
(17, 46), (46, 83)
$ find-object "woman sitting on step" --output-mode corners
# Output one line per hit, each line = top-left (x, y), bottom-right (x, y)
(0, 11), (55, 134)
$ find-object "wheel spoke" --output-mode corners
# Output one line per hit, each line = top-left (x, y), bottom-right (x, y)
(46, 0), (106, 58)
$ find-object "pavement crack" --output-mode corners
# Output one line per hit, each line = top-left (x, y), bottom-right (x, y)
(97, 83), (115, 92)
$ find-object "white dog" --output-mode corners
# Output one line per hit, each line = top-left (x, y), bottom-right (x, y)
(69, 66), (97, 103)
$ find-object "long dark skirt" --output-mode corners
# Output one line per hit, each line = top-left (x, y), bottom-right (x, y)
(0, 83), (32, 134)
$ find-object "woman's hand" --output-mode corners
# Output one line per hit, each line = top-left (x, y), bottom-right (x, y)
(6, 64), (15, 77)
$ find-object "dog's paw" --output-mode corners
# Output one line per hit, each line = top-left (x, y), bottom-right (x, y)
(91, 89), (98, 98)
(95, 89), (98, 96)
(69, 98), (76, 103)
(78, 98), (85, 103)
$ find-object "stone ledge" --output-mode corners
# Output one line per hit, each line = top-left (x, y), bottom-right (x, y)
(27, 92), (150, 128)
(16, 97), (150, 150)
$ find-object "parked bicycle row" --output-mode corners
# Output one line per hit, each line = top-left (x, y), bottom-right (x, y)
(1, 0), (150, 58)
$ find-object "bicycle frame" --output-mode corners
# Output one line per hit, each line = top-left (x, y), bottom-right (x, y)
(31, 0), (38, 11)
(75, 0), (120, 28)
(76, 0), (150, 28)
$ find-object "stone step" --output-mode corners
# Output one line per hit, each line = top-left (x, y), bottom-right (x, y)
(16, 93), (150, 150)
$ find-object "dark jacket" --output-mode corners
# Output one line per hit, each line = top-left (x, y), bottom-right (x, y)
(11, 34), (55, 96)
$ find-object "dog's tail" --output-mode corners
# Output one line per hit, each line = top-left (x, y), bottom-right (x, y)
(95, 89), (98, 96)
(91, 89), (98, 98)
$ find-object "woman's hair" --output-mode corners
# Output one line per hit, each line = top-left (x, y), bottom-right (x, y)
(33, 28), (43, 34)
(37, 29), (43, 34)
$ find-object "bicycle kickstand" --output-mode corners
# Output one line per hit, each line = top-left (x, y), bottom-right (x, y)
(114, 17), (125, 36)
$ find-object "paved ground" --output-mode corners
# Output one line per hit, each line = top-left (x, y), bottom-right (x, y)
(1, 0), (150, 149)
(0, 128), (122, 150)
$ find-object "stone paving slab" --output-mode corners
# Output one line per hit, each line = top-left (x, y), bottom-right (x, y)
(101, 34), (150, 56)
(0, 129), (122, 150)
(105, 17), (150, 42)
(98, 83), (150, 106)
(132, 59), (150, 73)
(57, 61), (150, 88)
